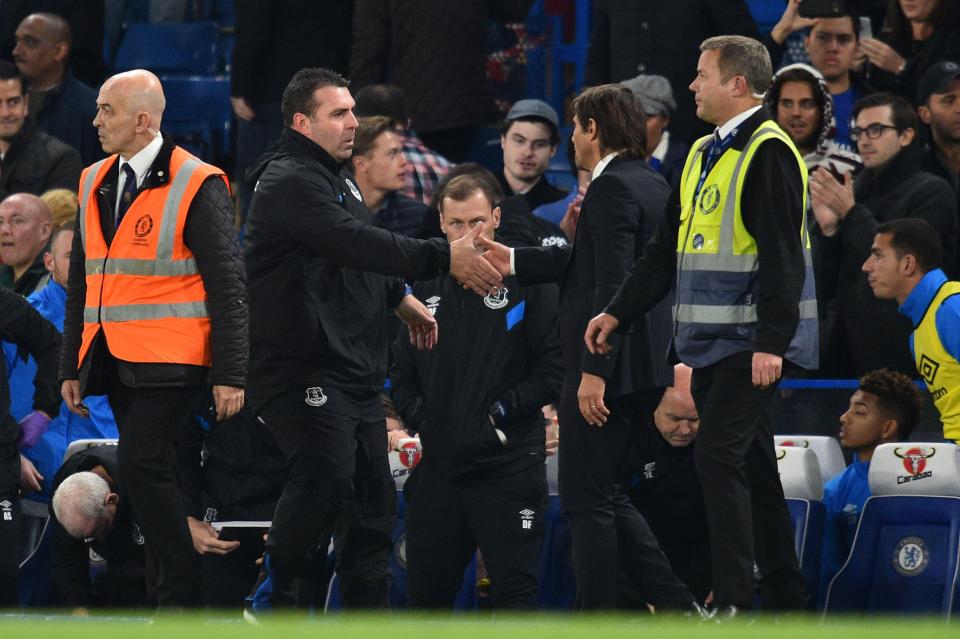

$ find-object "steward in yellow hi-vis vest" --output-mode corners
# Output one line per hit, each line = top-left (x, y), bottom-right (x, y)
(76, 146), (223, 368)
(673, 119), (819, 369)
(900, 268), (960, 443)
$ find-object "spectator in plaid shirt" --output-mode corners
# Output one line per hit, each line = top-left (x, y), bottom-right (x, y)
(354, 84), (452, 205)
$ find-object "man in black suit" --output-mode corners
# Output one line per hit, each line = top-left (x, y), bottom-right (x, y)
(478, 84), (697, 611)
(586, 37), (816, 618)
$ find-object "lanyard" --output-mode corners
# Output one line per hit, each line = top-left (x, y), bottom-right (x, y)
(692, 128), (737, 206)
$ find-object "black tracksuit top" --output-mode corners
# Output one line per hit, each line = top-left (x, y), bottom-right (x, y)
(390, 274), (562, 478)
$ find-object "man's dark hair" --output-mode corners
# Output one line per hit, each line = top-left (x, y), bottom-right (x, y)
(499, 116), (560, 147)
(434, 164), (503, 212)
(281, 67), (349, 127)
(438, 172), (502, 214)
(770, 68), (826, 115)
(808, 14), (859, 40)
(571, 84), (647, 160)
(353, 84), (408, 124)
(351, 116), (399, 161)
(858, 368), (922, 441)
(852, 92), (918, 133)
(876, 217), (944, 273)
(0, 61), (25, 95)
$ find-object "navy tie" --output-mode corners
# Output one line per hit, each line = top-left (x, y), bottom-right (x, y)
(117, 163), (137, 228)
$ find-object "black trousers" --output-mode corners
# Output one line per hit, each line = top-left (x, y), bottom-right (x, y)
(404, 462), (547, 610)
(558, 387), (694, 610)
(107, 380), (207, 607)
(261, 386), (395, 609)
(200, 527), (265, 608)
(691, 352), (807, 609)
(0, 447), (20, 606)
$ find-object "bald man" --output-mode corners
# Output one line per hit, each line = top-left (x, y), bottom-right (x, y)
(59, 69), (248, 607)
(13, 13), (101, 165)
(0, 193), (53, 295)
(626, 365), (712, 602)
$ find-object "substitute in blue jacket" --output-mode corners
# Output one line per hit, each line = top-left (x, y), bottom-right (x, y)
(5, 226), (118, 500)
(863, 217), (960, 443)
(391, 173), (563, 609)
(818, 368), (921, 605)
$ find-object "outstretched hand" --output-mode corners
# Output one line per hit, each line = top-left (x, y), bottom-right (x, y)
(474, 233), (512, 278)
(449, 224), (503, 295)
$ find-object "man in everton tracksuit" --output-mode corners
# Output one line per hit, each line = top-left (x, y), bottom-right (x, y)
(390, 173), (563, 609)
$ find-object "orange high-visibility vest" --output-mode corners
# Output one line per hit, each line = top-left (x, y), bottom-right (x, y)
(76, 146), (227, 368)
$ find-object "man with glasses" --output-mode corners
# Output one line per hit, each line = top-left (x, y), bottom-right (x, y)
(809, 92), (958, 377)
(768, 4), (874, 150)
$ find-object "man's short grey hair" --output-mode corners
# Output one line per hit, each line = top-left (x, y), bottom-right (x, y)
(52, 472), (110, 538)
(700, 35), (773, 97)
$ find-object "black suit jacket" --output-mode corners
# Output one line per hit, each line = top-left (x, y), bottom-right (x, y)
(514, 156), (673, 397)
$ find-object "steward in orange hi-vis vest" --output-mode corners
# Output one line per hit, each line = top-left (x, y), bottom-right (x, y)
(76, 146), (227, 368)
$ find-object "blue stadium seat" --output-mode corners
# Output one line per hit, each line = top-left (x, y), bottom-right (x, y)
(825, 495), (960, 615)
(159, 75), (233, 163)
(777, 445), (825, 604)
(824, 443), (960, 617)
(787, 498), (825, 602)
(114, 22), (220, 75)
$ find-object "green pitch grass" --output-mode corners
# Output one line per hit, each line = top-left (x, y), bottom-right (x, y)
(0, 612), (953, 639)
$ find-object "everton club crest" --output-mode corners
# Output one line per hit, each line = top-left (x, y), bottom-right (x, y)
(484, 287), (509, 310)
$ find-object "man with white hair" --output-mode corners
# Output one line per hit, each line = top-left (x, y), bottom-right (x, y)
(59, 69), (248, 606)
(50, 444), (150, 609)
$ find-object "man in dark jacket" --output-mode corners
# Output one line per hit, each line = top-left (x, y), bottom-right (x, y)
(478, 84), (697, 612)
(0, 61), (81, 201)
(0, 287), (60, 605)
(625, 365), (711, 603)
(585, 37), (816, 617)
(243, 67), (502, 612)
(585, 0), (758, 144)
(48, 443), (150, 609)
(350, 0), (535, 161)
(59, 70), (248, 607)
(497, 99), (567, 212)
(811, 92), (959, 377)
(13, 12), (101, 165)
(391, 173), (562, 609)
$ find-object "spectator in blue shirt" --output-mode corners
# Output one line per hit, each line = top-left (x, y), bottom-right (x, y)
(818, 368), (921, 606)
